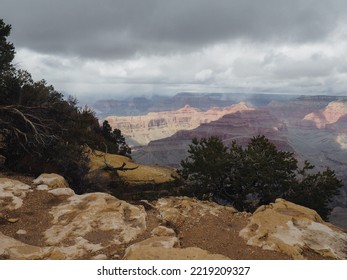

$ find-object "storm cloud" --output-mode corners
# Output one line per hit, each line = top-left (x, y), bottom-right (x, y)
(1, 0), (347, 99)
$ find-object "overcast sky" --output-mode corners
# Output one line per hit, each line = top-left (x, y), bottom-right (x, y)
(2, 0), (347, 101)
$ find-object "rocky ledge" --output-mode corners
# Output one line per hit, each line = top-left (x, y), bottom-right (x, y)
(1, 173), (346, 260)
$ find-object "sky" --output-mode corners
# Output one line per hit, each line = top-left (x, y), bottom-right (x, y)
(2, 0), (347, 101)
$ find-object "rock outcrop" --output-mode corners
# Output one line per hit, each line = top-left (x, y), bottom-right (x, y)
(32, 173), (69, 190)
(1, 174), (347, 260)
(301, 101), (347, 129)
(44, 192), (147, 259)
(106, 102), (253, 145)
(240, 199), (347, 259)
(1, 174), (147, 259)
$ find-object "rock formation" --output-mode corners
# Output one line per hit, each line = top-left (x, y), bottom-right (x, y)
(265, 95), (339, 126)
(0, 174), (147, 259)
(301, 101), (347, 129)
(240, 198), (347, 259)
(106, 102), (253, 145)
(1, 174), (347, 260)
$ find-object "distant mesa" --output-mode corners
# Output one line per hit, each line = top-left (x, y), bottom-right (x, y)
(301, 101), (347, 129)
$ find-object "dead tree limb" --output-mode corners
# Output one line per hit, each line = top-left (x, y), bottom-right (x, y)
(98, 142), (139, 172)
(0, 105), (57, 153)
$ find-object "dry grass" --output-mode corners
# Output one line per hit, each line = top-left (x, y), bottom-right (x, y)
(89, 151), (178, 185)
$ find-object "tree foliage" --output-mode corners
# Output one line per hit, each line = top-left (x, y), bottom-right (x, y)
(100, 120), (131, 157)
(180, 135), (342, 219)
(0, 19), (15, 74)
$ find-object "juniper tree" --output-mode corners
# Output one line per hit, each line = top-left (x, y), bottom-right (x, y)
(180, 135), (342, 219)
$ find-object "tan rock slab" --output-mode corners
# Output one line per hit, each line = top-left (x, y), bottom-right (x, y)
(48, 188), (75, 197)
(125, 246), (230, 260)
(44, 192), (147, 259)
(151, 226), (176, 237)
(240, 198), (347, 259)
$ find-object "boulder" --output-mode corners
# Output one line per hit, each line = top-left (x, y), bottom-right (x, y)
(0, 178), (32, 210)
(47, 188), (75, 197)
(44, 192), (147, 259)
(33, 173), (69, 189)
(151, 226), (176, 237)
(240, 198), (347, 259)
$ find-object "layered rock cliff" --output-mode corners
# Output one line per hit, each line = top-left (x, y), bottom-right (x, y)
(105, 102), (253, 146)
(301, 101), (347, 129)
(1, 173), (346, 260)
(133, 109), (290, 167)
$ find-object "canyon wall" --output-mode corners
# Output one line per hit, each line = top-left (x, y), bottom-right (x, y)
(106, 102), (253, 145)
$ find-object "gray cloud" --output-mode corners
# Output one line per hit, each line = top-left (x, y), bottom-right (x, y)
(3, 0), (347, 99)
(2, 0), (347, 59)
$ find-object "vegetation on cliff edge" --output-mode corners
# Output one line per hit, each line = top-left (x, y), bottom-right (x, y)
(0, 19), (130, 189)
(180, 135), (342, 219)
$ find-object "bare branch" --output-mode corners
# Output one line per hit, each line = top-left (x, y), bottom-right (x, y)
(0, 105), (57, 153)
(101, 162), (139, 172)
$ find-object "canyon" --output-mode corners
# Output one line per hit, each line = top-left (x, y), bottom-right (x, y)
(103, 94), (347, 230)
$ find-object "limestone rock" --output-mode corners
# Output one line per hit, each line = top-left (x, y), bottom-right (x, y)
(44, 192), (147, 259)
(0, 232), (64, 260)
(36, 184), (49, 191)
(240, 198), (347, 259)
(33, 173), (69, 189)
(151, 226), (176, 237)
(124, 236), (179, 258)
(48, 188), (75, 197)
(125, 246), (230, 260)
(0, 178), (32, 210)
(155, 196), (237, 228)
(122, 235), (227, 260)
